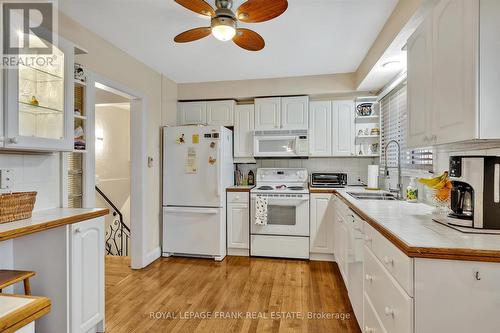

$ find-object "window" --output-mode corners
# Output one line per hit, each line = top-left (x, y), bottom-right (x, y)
(380, 81), (433, 172)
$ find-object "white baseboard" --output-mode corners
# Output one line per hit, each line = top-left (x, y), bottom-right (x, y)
(310, 253), (335, 262)
(227, 248), (249, 256)
(143, 246), (161, 267)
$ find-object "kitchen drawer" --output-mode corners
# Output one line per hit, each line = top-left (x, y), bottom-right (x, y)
(364, 246), (413, 333)
(227, 192), (249, 204)
(364, 222), (413, 296)
(364, 293), (387, 333)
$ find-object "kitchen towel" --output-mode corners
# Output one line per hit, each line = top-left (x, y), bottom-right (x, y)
(367, 165), (380, 189)
(254, 195), (268, 226)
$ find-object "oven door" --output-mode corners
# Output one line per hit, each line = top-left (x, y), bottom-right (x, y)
(254, 136), (298, 157)
(251, 194), (310, 236)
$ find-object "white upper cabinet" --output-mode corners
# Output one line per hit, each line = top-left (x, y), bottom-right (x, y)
(332, 100), (355, 156)
(281, 96), (309, 130)
(309, 101), (332, 156)
(407, 15), (432, 148)
(234, 104), (255, 158)
(3, 36), (74, 151)
(178, 101), (207, 125)
(254, 97), (281, 130)
(309, 100), (355, 157)
(407, 0), (500, 148)
(431, 0), (476, 145)
(206, 100), (235, 126)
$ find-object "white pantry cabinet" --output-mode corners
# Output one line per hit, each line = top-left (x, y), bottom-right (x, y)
(309, 100), (355, 157)
(70, 219), (105, 332)
(310, 193), (335, 257)
(3, 36), (74, 151)
(254, 96), (309, 130)
(234, 104), (254, 158)
(407, 0), (500, 148)
(227, 192), (249, 256)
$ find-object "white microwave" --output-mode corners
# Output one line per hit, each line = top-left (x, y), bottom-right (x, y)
(253, 130), (309, 157)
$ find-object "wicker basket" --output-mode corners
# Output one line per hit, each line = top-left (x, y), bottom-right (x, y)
(0, 192), (37, 224)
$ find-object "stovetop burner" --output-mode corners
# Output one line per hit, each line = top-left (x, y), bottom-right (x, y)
(288, 186), (305, 191)
(257, 186), (273, 191)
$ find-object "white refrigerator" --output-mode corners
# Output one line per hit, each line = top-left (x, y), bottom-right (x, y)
(162, 126), (234, 261)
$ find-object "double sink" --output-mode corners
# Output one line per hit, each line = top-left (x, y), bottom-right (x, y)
(347, 192), (397, 201)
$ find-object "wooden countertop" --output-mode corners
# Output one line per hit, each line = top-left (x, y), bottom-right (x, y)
(0, 294), (51, 333)
(226, 186), (254, 192)
(0, 208), (109, 242)
(311, 186), (500, 263)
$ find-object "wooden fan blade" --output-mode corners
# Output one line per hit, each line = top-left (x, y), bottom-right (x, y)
(174, 0), (215, 17)
(174, 27), (212, 43)
(236, 0), (288, 23)
(233, 28), (265, 51)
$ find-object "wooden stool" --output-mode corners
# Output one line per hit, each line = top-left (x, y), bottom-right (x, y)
(0, 270), (35, 295)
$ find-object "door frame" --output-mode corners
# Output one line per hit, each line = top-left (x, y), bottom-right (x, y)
(87, 72), (150, 269)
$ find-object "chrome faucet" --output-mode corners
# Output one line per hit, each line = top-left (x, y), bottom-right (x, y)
(384, 140), (403, 200)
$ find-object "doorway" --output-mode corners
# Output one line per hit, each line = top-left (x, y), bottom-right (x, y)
(87, 74), (149, 269)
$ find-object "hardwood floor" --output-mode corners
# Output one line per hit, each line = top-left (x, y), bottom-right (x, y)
(105, 256), (361, 333)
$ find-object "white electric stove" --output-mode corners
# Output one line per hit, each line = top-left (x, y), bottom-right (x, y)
(250, 168), (310, 259)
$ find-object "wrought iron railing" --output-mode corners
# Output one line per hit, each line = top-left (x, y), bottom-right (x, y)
(95, 186), (130, 256)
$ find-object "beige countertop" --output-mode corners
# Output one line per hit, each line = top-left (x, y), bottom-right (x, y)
(0, 294), (51, 332)
(226, 186), (255, 192)
(313, 186), (500, 262)
(0, 208), (109, 242)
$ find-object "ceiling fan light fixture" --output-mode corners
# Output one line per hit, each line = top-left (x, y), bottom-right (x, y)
(211, 16), (236, 41)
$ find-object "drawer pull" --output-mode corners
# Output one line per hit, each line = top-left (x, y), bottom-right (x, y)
(364, 236), (372, 242)
(365, 326), (375, 333)
(384, 306), (395, 317)
(365, 274), (374, 282)
(383, 256), (394, 266)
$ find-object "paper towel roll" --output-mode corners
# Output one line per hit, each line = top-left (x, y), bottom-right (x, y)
(367, 165), (379, 190)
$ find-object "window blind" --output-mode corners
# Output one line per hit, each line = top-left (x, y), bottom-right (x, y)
(380, 81), (433, 172)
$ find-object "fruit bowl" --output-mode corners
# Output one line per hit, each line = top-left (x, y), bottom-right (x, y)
(419, 171), (452, 216)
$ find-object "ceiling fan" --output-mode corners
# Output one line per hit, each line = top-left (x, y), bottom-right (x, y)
(173, 0), (288, 51)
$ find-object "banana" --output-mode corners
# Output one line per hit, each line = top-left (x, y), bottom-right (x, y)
(419, 171), (449, 189)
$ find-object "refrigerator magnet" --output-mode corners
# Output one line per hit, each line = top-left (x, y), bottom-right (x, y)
(208, 156), (217, 165)
(176, 134), (185, 144)
(192, 134), (199, 144)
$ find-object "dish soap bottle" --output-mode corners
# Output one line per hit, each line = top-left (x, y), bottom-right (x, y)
(406, 177), (418, 203)
(248, 170), (255, 186)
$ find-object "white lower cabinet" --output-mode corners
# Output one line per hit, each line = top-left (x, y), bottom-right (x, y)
(310, 193), (335, 258)
(227, 192), (249, 256)
(70, 219), (105, 332)
(364, 293), (386, 333)
(414, 258), (500, 333)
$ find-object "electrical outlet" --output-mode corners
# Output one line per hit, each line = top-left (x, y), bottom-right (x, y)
(0, 169), (14, 190)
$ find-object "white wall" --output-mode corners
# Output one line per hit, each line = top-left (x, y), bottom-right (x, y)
(94, 105), (131, 236)
(0, 153), (60, 211)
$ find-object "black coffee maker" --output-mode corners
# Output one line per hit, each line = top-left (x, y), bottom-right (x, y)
(448, 156), (500, 229)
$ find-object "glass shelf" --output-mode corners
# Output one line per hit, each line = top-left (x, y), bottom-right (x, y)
(19, 101), (64, 115)
(19, 64), (63, 82)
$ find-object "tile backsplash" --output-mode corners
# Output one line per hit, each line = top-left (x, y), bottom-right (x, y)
(0, 153), (61, 211)
(237, 157), (378, 185)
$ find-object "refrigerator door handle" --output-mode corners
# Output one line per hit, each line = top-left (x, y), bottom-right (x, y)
(216, 145), (222, 197)
(164, 207), (219, 214)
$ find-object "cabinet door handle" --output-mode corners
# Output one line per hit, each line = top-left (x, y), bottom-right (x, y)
(364, 235), (372, 242)
(8, 137), (18, 144)
(423, 136), (429, 143)
(430, 135), (437, 142)
(365, 326), (375, 333)
(384, 306), (395, 317)
(74, 228), (81, 234)
(365, 274), (373, 282)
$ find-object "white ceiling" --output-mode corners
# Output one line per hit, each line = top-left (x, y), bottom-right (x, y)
(59, 0), (398, 83)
